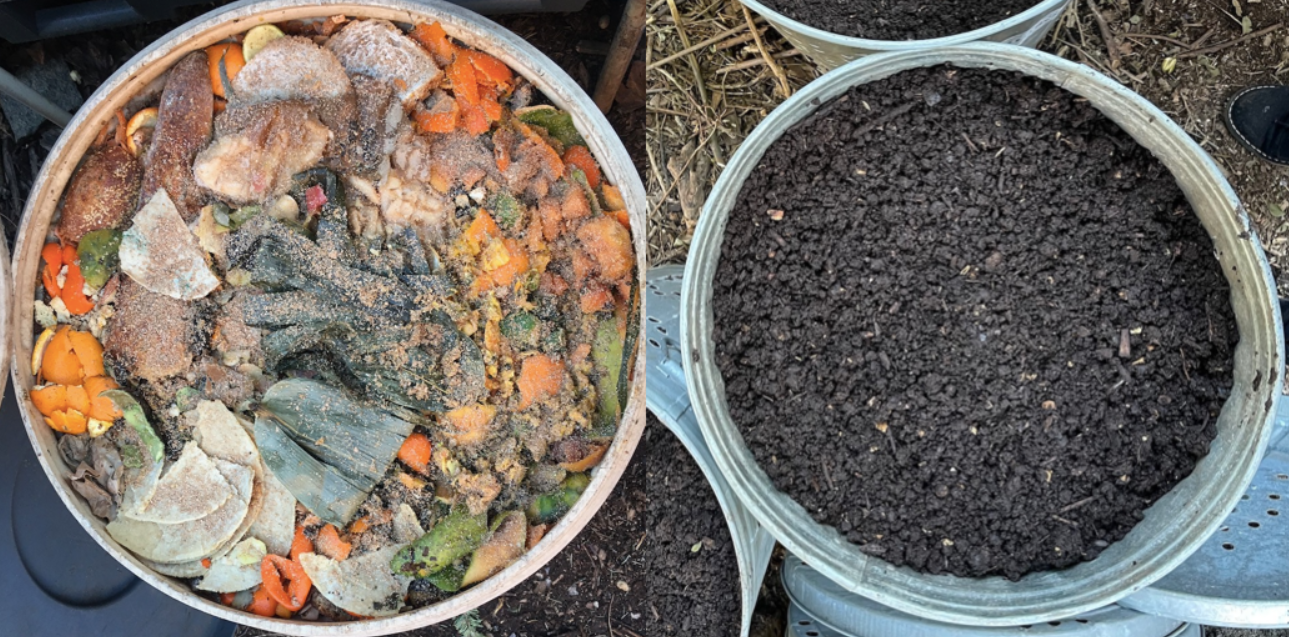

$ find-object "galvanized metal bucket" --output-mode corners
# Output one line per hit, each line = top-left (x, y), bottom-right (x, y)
(782, 555), (1193, 637)
(645, 264), (776, 637)
(738, 0), (1072, 69)
(681, 42), (1284, 626)
(9, 0), (647, 634)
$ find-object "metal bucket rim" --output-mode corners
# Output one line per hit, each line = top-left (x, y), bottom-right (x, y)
(681, 41), (1283, 626)
(9, 0), (648, 634)
(738, 0), (1070, 51)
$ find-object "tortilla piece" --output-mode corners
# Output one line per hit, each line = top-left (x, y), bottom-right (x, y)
(191, 400), (259, 467)
(118, 435), (165, 517)
(141, 556), (209, 578)
(247, 465), (296, 556)
(107, 460), (253, 564)
(121, 444), (233, 524)
(120, 188), (220, 301)
(300, 545), (412, 617)
(196, 538), (267, 592)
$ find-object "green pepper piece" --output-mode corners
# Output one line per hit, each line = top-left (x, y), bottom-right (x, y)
(500, 311), (539, 350)
(527, 473), (591, 524)
(517, 107), (586, 148)
(228, 205), (262, 230)
(76, 229), (122, 290)
(491, 192), (523, 230)
(391, 507), (488, 579)
(592, 318), (625, 430)
(101, 390), (164, 464)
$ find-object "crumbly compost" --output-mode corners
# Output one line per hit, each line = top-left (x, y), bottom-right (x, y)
(712, 66), (1237, 579)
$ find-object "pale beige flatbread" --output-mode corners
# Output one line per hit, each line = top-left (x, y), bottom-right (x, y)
(192, 400), (259, 467)
(247, 464), (296, 556)
(325, 20), (441, 108)
(196, 538), (267, 593)
(300, 545), (412, 617)
(107, 460), (253, 564)
(121, 444), (232, 524)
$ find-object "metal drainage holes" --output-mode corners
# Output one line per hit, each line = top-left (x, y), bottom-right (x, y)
(1222, 542), (1236, 550)
(1271, 493), (1282, 500)
(1250, 521), (1262, 528)
(1270, 510), (1280, 516)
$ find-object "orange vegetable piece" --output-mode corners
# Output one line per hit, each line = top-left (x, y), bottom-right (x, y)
(447, 58), (479, 105)
(580, 284), (613, 314)
(62, 243), (77, 267)
(459, 99), (490, 136)
(411, 22), (457, 65)
(465, 50), (513, 89)
(576, 216), (634, 282)
(247, 587), (277, 617)
(563, 145), (601, 190)
(84, 375), (122, 421)
(614, 209), (631, 230)
(442, 405), (497, 446)
(464, 209), (502, 248)
(289, 525), (314, 563)
(30, 385), (68, 417)
(41, 243), (62, 297)
(314, 524), (352, 561)
(275, 604), (293, 619)
(261, 554), (311, 612)
(415, 99), (459, 134)
(495, 138), (511, 172)
(398, 432), (433, 475)
(201, 558), (213, 569)
(47, 409), (88, 435)
(60, 261), (95, 315)
(219, 592), (235, 606)
(41, 327), (83, 386)
(487, 238), (529, 289)
(479, 94), (503, 124)
(348, 516), (371, 535)
(517, 354), (564, 410)
(205, 43), (246, 99)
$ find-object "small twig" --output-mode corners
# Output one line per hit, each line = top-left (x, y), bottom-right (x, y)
(961, 132), (979, 153)
(1059, 495), (1097, 513)
(741, 3), (792, 98)
(716, 49), (802, 74)
(1086, 0), (1122, 69)
(712, 29), (765, 52)
(1191, 27), (1217, 49)
(1051, 515), (1081, 528)
(1121, 32), (1191, 47)
(1177, 22), (1283, 58)
(664, 0), (708, 108)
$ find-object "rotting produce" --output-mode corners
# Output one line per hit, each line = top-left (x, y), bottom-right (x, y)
(30, 15), (637, 622)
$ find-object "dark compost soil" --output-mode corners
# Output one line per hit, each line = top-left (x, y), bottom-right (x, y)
(645, 414), (740, 636)
(755, 0), (1042, 41)
(711, 66), (1237, 580)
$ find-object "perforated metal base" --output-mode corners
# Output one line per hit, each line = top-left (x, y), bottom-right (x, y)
(782, 556), (1197, 636)
(785, 601), (1202, 637)
(1123, 410), (1289, 627)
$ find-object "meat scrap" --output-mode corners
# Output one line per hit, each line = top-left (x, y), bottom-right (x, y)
(193, 100), (332, 204)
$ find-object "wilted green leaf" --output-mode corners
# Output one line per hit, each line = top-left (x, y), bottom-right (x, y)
(1162, 57), (1178, 73)
(391, 507), (488, 579)
(1269, 202), (1285, 218)
(102, 390), (164, 463)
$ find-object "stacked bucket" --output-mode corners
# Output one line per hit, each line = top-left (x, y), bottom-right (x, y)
(646, 1), (1289, 634)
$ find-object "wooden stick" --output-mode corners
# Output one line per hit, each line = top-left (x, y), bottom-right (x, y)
(665, 0), (707, 109)
(593, 0), (647, 113)
(1085, 0), (1121, 69)
(1176, 22), (1283, 58)
(740, 3), (791, 98)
